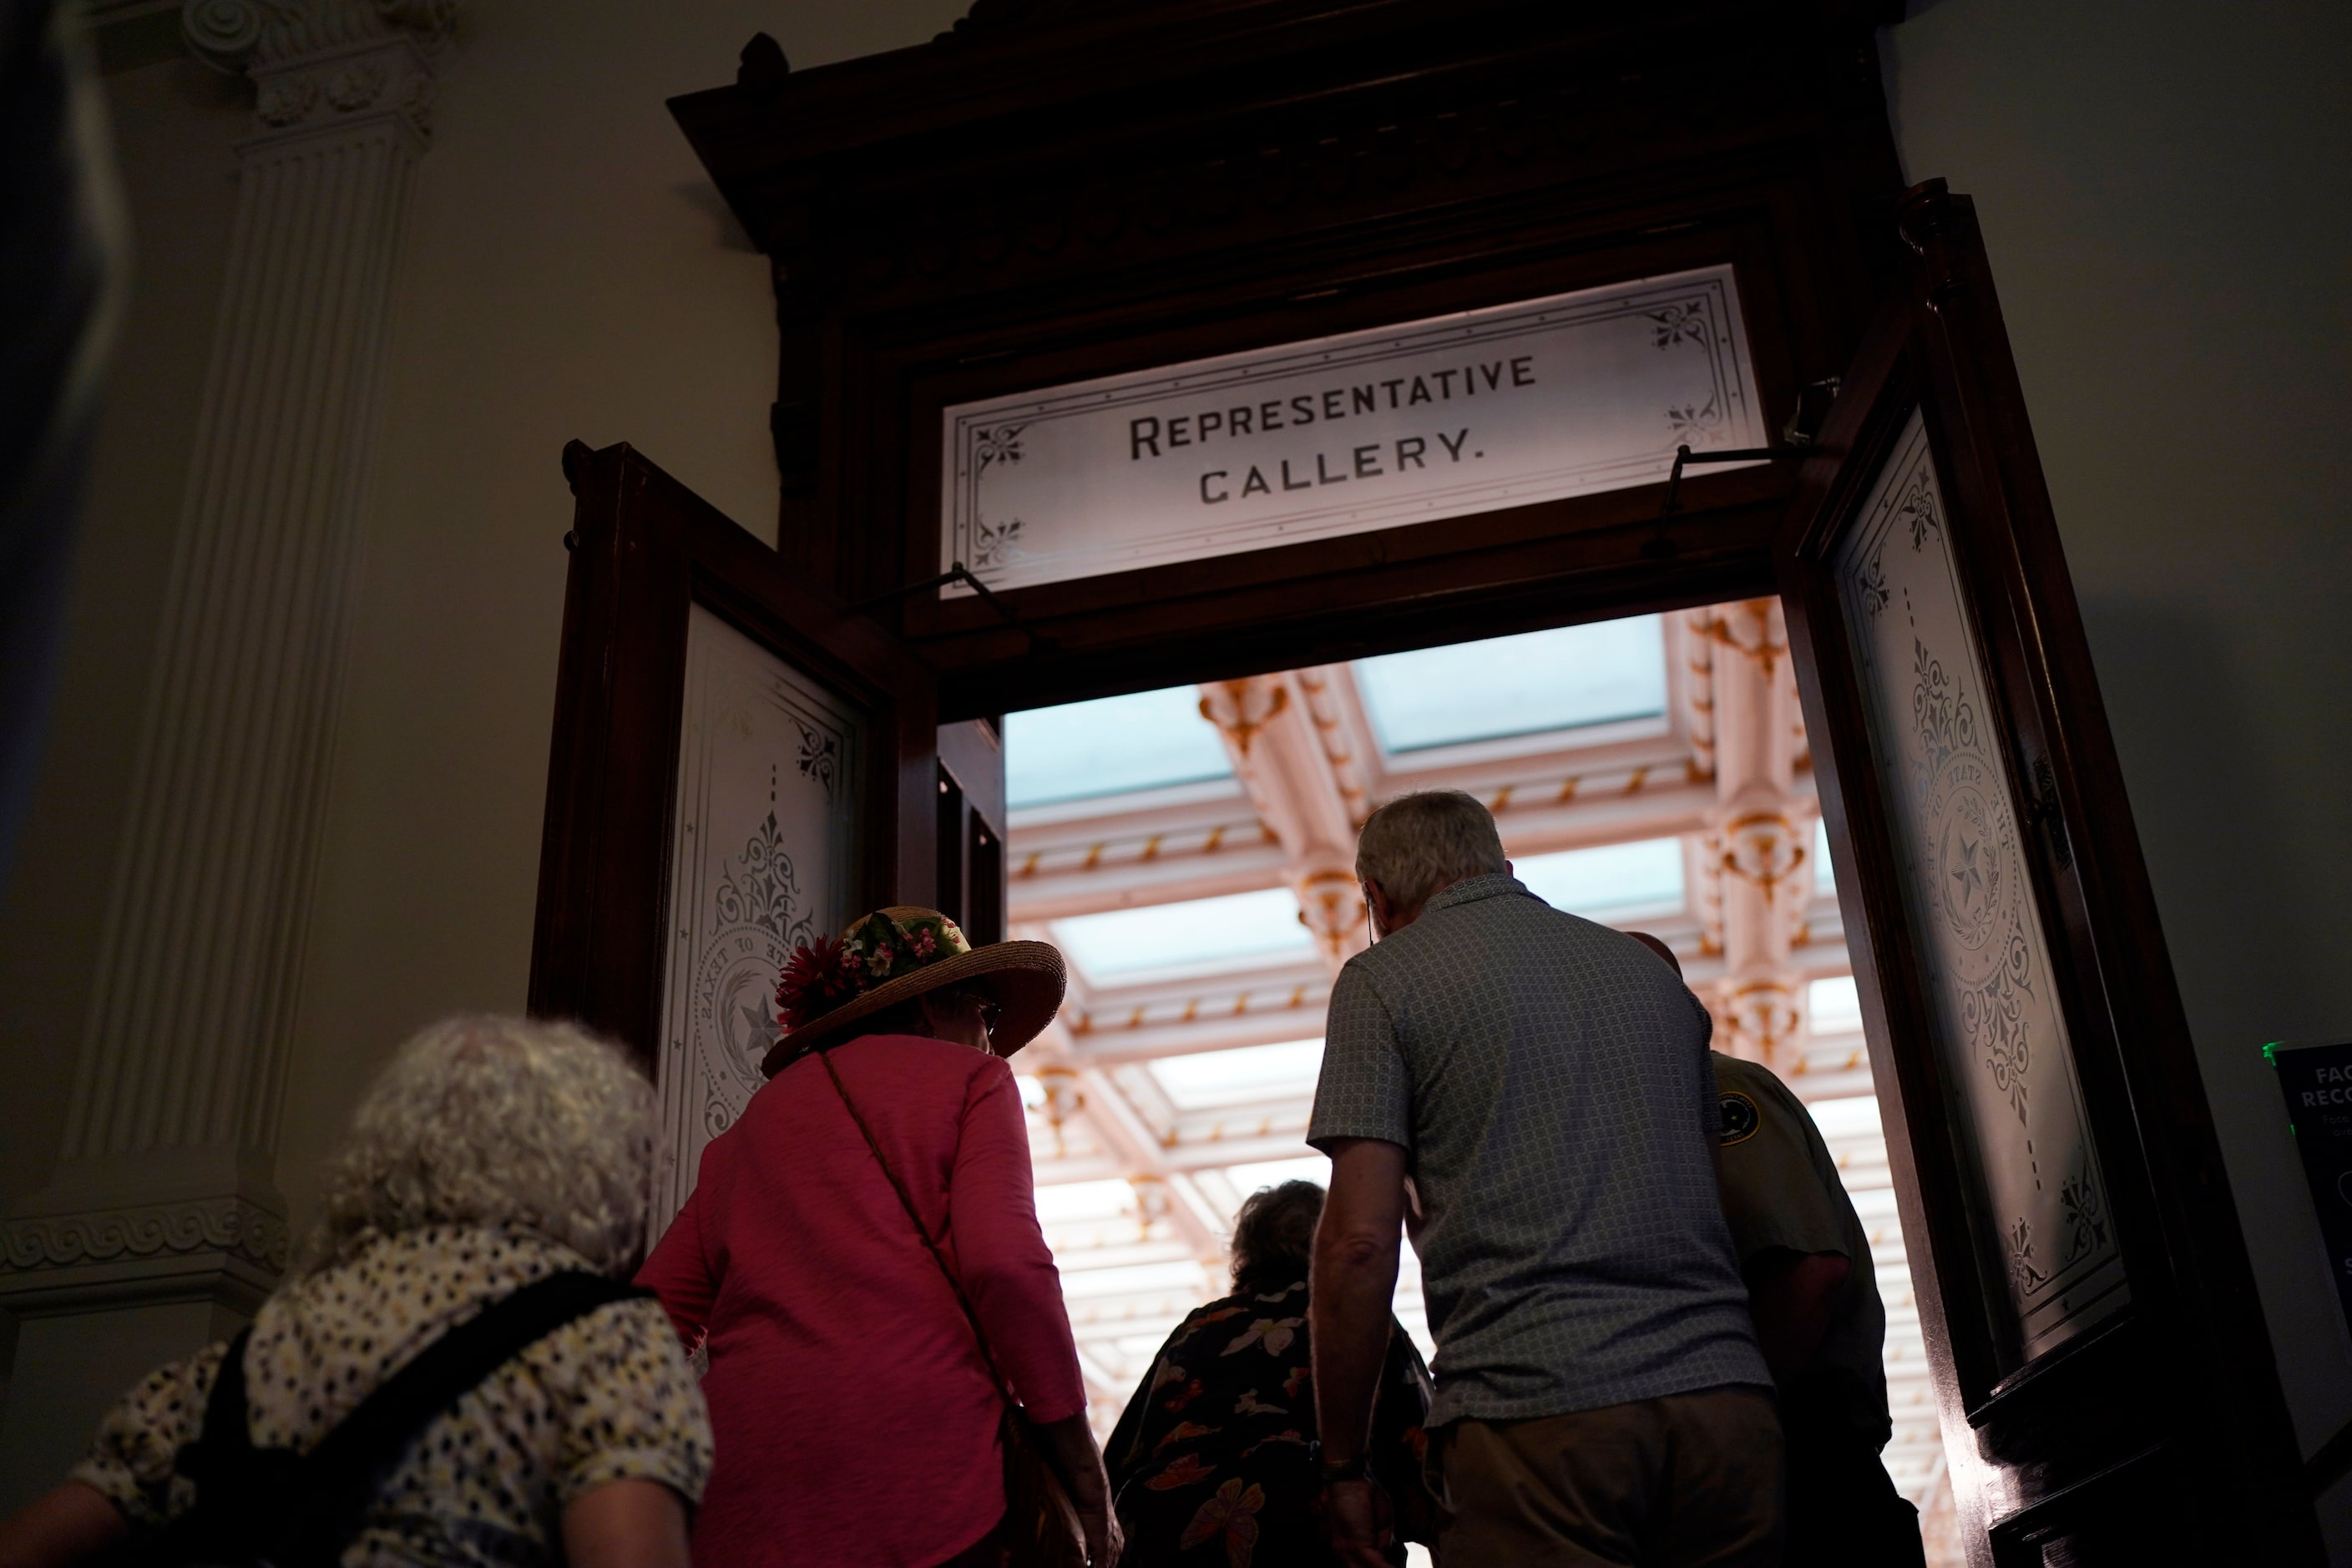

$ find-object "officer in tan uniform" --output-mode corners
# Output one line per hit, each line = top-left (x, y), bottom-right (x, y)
(1628, 933), (1925, 1567)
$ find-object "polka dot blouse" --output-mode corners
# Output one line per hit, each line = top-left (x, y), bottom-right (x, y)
(73, 1225), (712, 1568)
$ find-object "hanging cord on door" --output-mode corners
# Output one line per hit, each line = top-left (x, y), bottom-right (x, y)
(1642, 377), (1840, 559)
(856, 563), (1060, 656)
(1641, 445), (1808, 560)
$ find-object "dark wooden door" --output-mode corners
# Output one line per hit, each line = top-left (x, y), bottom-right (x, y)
(1777, 182), (2319, 1564)
(528, 439), (938, 1219)
(936, 718), (1008, 946)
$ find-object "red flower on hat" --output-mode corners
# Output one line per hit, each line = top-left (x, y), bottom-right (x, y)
(776, 933), (866, 1031)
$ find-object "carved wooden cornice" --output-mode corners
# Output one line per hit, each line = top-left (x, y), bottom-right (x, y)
(678, 0), (1900, 310)
(671, 0), (1904, 600)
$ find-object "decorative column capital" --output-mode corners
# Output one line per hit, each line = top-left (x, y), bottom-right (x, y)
(181, 0), (455, 139)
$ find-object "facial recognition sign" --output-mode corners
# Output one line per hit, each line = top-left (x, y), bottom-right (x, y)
(2271, 1039), (2352, 1338)
(939, 263), (1767, 594)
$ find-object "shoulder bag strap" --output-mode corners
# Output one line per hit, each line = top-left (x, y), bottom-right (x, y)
(813, 1046), (1019, 1415)
(165, 1273), (646, 1565)
(819, 1050), (1095, 1568)
(290, 1270), (654, 1560)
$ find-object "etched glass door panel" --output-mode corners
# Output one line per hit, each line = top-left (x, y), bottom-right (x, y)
(1829, 410), (2127, 1366)
(652, 604), (863, 1222)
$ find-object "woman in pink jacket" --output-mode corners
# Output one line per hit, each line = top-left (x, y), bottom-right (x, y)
(637, 907), (1118, 1568)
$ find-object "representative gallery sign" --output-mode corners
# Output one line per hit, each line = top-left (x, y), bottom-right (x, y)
(940, 263), (1768, 594)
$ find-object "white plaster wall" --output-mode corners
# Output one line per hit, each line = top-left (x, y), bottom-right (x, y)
(1883, 0), (2352, 1551)
(270, 0), (967, 1246)
(0, 55), (247, 1216)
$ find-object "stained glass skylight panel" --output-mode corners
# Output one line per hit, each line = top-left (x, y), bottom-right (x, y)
(1809, 974), (1864, 1036)
(1217, 1155), (1330, 1200)
(1353, 615), (1667, 753)
(1051, 887), (1315, 983)
(1514, 837), (1685, 918)
(1060, 1259), (1214, 1300)
(1004, 685), (1233, 808)
(1807, 1093), (1884, 1142)
(1148, 1039), (1325, 1110)
(1033, 1178), (1141, 1227)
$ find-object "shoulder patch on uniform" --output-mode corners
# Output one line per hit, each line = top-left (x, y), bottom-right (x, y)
(1719, 1090), (1761, 1146)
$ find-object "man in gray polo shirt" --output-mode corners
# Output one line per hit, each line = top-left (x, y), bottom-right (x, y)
(1307, 790), (1780, 1566)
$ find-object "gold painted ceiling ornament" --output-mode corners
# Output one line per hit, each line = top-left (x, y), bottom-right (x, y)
(1292, 866), (1369, 961)
(1127, 1174), (1173, 1242)
(1033, 1064), (1084, 1155)
(1197, 677), (1289, 756)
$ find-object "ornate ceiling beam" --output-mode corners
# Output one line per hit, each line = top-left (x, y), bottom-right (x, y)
(1198, 674), (1370, 971)
(1687, 599), (1816, 1065)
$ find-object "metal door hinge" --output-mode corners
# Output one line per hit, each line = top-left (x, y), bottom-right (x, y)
(2025, 757), (2072, 870)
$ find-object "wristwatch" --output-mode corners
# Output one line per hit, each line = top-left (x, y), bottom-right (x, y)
(1309, 1441), (1368, 1484)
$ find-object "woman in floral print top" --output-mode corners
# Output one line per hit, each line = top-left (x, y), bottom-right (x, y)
(0, 1018), (709, 1568)
(1106, 1181), (1433, 1568)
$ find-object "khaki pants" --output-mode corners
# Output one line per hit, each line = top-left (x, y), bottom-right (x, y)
(1430, 1385), (1783, 1566)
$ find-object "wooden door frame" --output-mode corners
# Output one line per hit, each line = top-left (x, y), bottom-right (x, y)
(654, 3), (2315, 1553)
(672, 0), (1910, 718)
(1768, 185), (2314, 1557)
(527, 441), (939, 1072)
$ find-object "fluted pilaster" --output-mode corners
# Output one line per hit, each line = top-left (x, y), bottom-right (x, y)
(2, 0), (452, 1315)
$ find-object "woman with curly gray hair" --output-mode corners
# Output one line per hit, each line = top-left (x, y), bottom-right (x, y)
(0, 1015), (711, 1568)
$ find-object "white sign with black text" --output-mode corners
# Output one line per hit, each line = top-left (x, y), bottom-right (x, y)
(940, 263), (1767, 594)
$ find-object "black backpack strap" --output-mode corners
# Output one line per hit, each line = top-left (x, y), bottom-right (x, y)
(162, 1328), (303, 1563)
(194, 1327), (256, 1463)
(289, 1271), (652, 1555)
(163, 1271), (647, 1568)
(169, 1327), (288, 1505)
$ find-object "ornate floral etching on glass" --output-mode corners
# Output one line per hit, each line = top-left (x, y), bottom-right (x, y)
(1832, 411), (2127, 1363)
(652, 605), (862, 1222)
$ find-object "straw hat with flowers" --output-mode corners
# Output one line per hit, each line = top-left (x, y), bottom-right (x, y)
(762, 906), (1065, 1076)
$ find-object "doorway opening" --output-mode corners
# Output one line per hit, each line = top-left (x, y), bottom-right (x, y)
(999, 601), (1963, 1565)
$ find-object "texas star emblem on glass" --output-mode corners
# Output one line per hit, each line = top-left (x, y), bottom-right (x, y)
(939, 264), (1768, 594)
(654, 605), (864, 1227)
(1830, 409), (2128, 1368)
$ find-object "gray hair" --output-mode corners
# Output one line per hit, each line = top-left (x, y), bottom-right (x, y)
(301, 1014), (654, 1277)
(1355, 789), (1507, 912)
(1231, 1179), (1323, 1292)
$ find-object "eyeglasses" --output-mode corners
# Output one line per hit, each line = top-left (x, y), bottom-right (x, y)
(969, 996), (1003, 1036)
